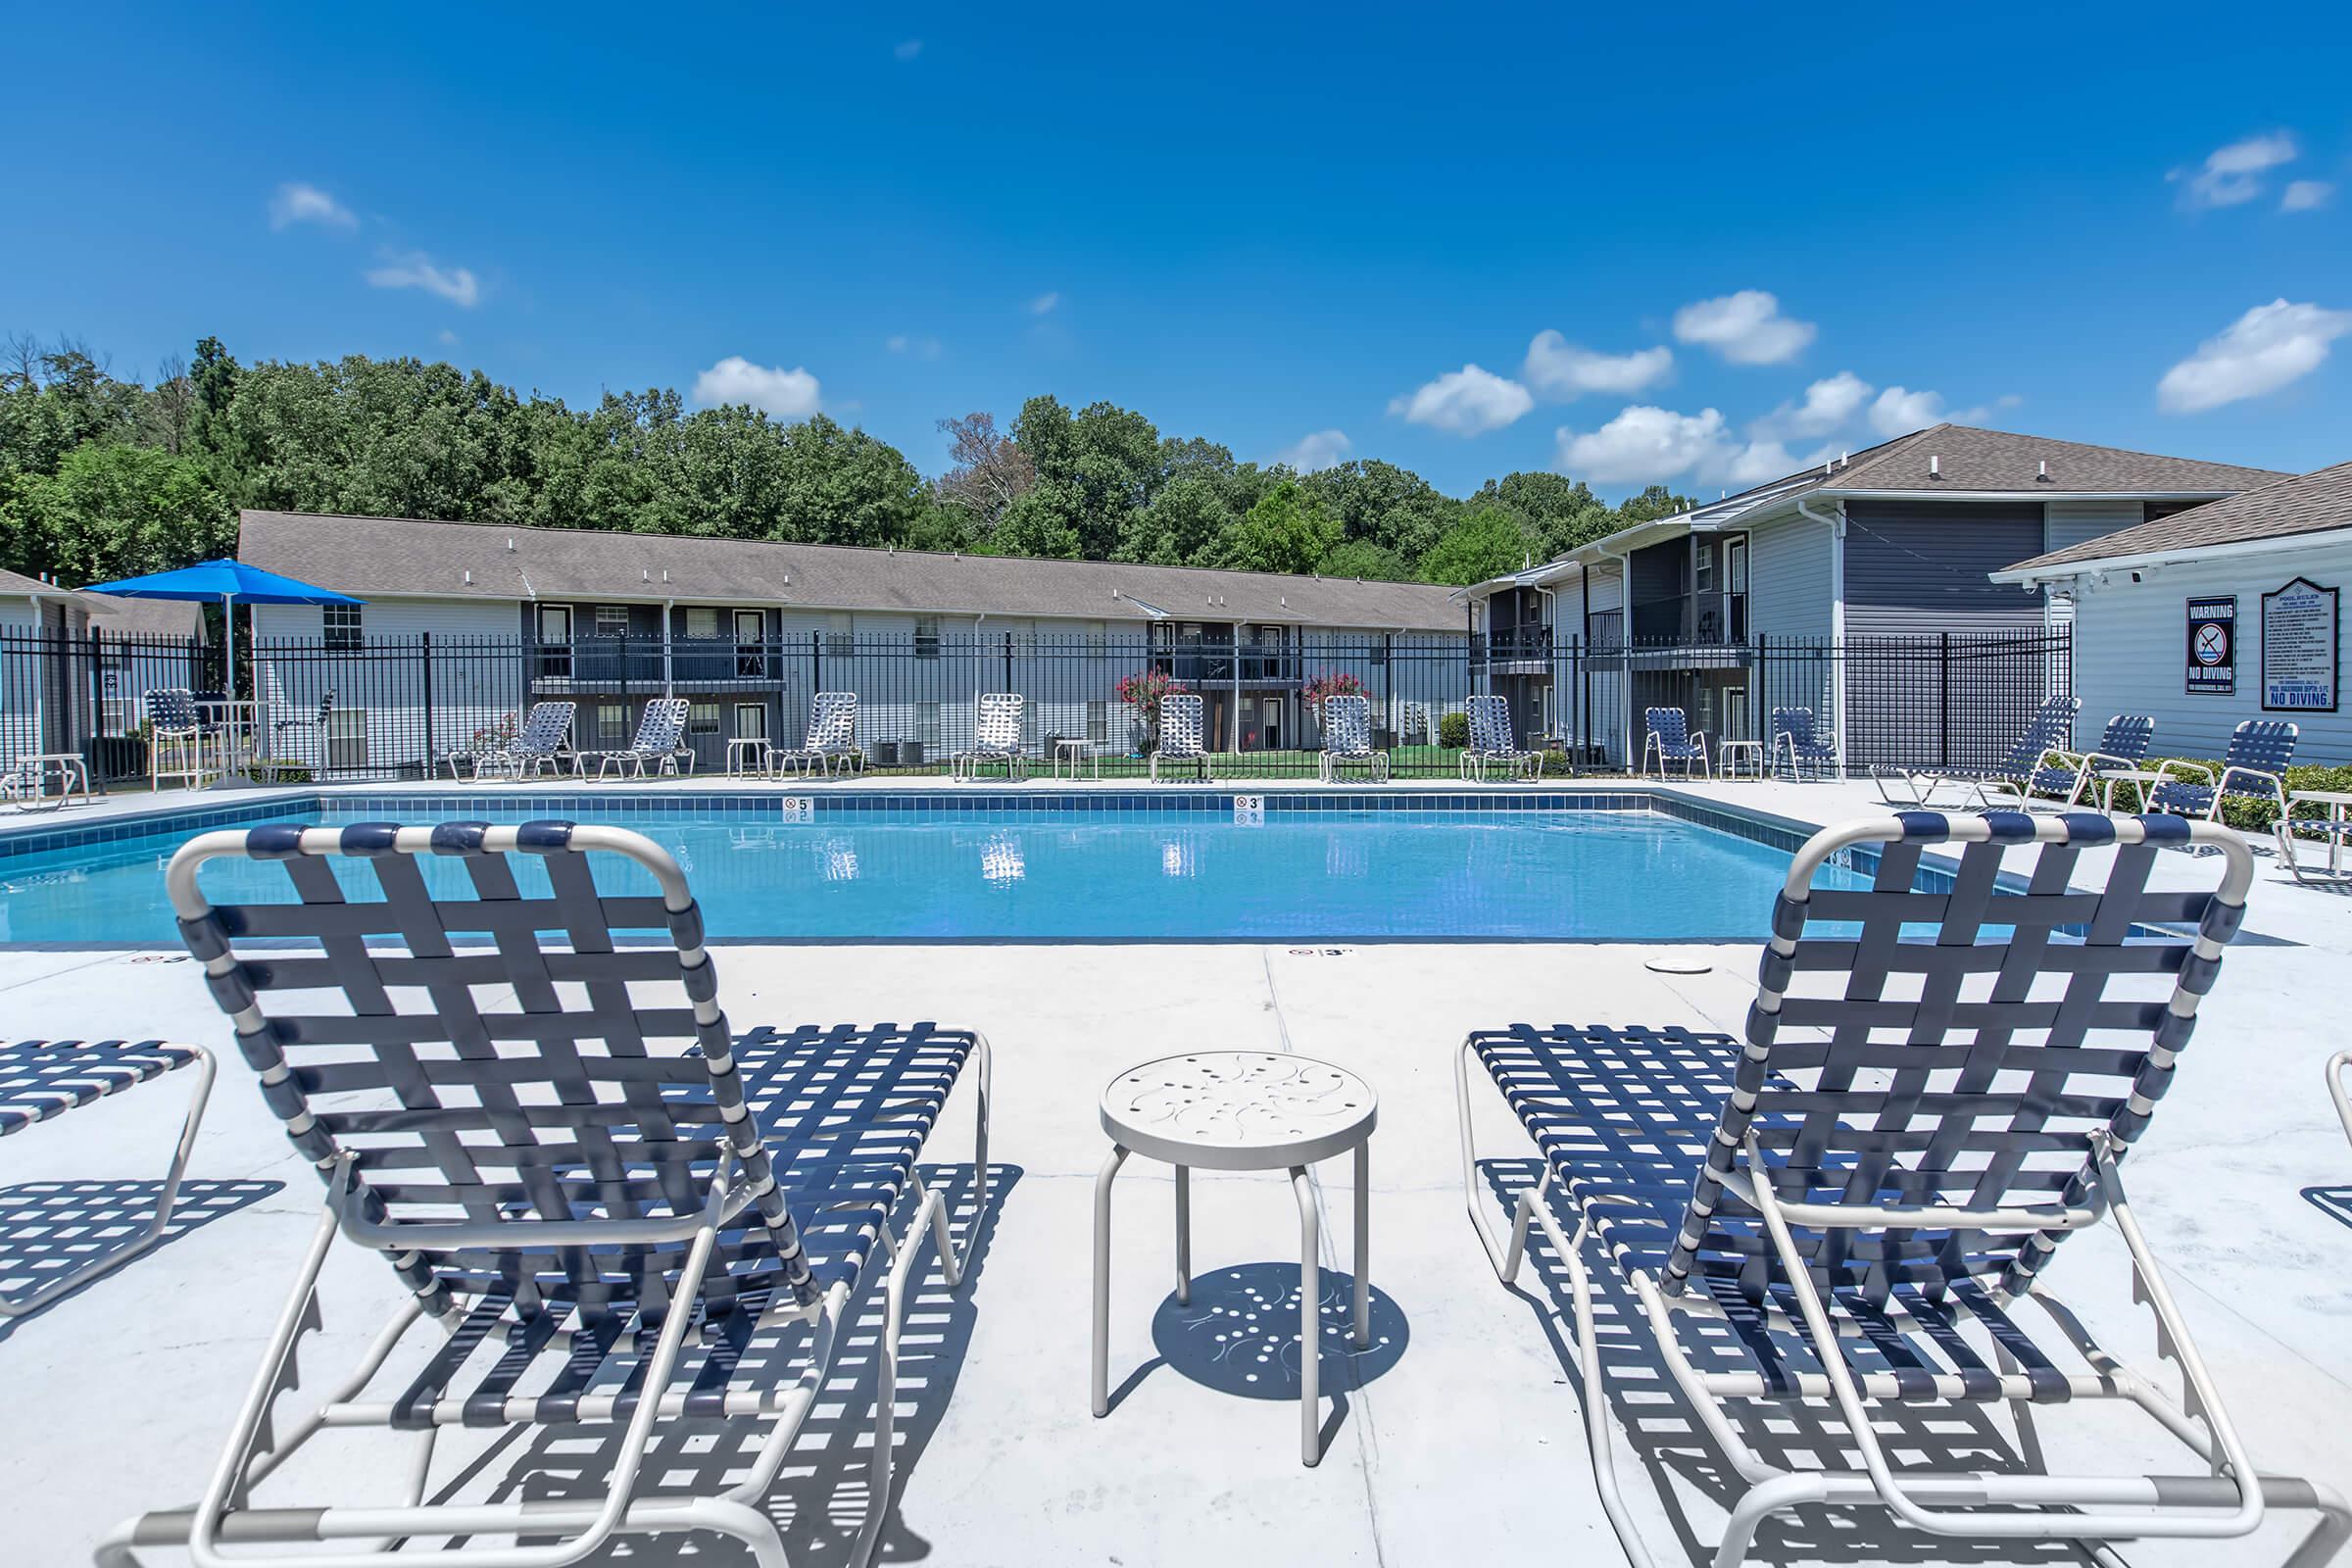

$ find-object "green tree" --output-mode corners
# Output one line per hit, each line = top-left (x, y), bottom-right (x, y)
(7, 442), (232, 582)
(1473, 470), (1612, 558)
(1417, 506), (1536, 586)
(1116, 474), (1233, 564)
(1316, 538), (1413, 581)
(1611, 483), (1695, 526)
(1300, 459), (1462, 562)
(1211, 478), (1341, 575)
(1009, 395), (1162, 559)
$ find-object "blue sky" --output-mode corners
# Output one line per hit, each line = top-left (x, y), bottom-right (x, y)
(6, 4), (2348, 498)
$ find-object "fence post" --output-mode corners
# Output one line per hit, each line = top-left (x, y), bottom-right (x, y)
(1937, 630), (1951, 769)
(421, 631), (435, 773)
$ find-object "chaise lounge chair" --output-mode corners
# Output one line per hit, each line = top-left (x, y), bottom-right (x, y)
(1460, 694), (1538, 781)
(2331, 1051), (2352, 1148)
(1317, 693), (1388, 782)
(1769, 706), (1839, 781)
(1150, 691), (1213, 782)
(1641, 706), (1712, 780)
(1456, 809), (2349, 1566)
(2149, 717), (2297, 825)
(466, 699), (576, 782)
(144, 687), (209, 792)
(1872, 694), (2081, 808)
(954, 692), (1028, 781)
(769, 690), (862, 777)
(1, 1038), (215, 1316)
(576, 696), (692, 779)
(105, 818), (994, 1568)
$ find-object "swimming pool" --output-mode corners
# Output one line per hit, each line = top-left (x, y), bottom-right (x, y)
(0, 792), (1865, 944)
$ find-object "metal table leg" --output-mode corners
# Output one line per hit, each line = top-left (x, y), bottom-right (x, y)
(1090, 1145), (1129, 1418)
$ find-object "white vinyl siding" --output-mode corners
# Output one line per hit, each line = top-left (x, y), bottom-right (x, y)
(2065, 537), (2352, 762)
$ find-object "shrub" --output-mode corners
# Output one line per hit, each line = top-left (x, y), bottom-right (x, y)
(1438, 710), (1470, 749)
(1538, 749), (1570, 777)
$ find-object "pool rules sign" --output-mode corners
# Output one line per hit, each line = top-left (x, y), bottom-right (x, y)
(2262, 577), (2339, 712)
(2186, 596), (2235, 695)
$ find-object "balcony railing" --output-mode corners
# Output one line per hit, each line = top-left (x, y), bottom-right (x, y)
(530, 637), (783, 687)
(1475, 626), (1552, 664)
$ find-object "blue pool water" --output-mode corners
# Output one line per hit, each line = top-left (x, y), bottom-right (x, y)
(0, 803), (1865, 944)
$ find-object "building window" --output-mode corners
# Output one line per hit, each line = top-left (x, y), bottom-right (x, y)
(827, 612), (854, 658)
(1087, 700), (1107, 743)
(683, 607), (719, 640)
(1086, 620), (1107, 658)
(688, 703), (720, 736)
(598, 703), (629, 743)
(322, 603), (363, 652)
(916, 702), (941, 747)
(325, 707), (368, 770)
(914, 616), (941, 661)
(1693, 542), (1714, 593)
(595, 605), (629, 637)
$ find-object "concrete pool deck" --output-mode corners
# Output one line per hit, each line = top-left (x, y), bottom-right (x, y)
(2, 775), (2347, 1565)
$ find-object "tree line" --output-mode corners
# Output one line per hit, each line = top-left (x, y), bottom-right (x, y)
(0, 335), (1693, 591)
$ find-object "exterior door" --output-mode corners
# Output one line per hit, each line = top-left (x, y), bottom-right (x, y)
(536, 605), (572, 681)
(734, 611), (764, 678)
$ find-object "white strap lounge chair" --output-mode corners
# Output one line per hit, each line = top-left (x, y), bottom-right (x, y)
(1873, 694), (2081, 808)
(467, 700), (576, 783)
(0, 1039), (216, 1316)
(1641, 706), (1711, 780)
(954, 693), (1028, 781)
(2330, 1051), (2352, 1148)
(1456, 809), (2349, 1566)
(106, 818), (994, 1568)
(1769, 706), (1839, 780)
(1459, 694), (1538, 781)
(1150, 692), (1212, 782)
(1317, 693), (1388, 782)
(2150, 718), (2297, 824)
(145, 687), (208, 792)
(770, 691), (862, 777)
(576, 697), (692, 779)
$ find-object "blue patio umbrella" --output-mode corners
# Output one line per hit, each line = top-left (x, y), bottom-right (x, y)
(77, 559), (360, 712)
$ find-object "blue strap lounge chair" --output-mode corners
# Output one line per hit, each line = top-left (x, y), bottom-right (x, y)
(1641, 707), (1711, 780)
(1456, 810), (2349, 1566)
(1769, 706), (1838, 780)
(108, 819), (995, 1568)
(0, 1039), (216, 1316)
(1317, 693), (1388, 782)
(956, 692), (1029, 781)
(2149, 718), (2297, 824)
(1981, 711), (2159, 812)
(1872, 694), (2081, 808)
(1150, 691), (1213, 782)
(1460, 694), (1538, 781)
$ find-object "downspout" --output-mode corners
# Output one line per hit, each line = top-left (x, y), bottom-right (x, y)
(1796, 496), (1846, 776)
(1592, 544), (1633, 768)
(662, 599), (675, 699)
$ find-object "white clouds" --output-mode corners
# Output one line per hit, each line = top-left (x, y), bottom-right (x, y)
(365, 251), (480, 308)
(2281, 179), (2335, 213)
(1671, 290), (1816, 365)
(1750, 370), (1873, 440)
(691, 356), (822, 419)
(2172, 131), (2300, 210)
(885, 333), (942, 359)
(270, 181), (355, 231)
(1521, 331), (1673, 398)
(436, 329), (460, 347)
(1027, 291), (1060, 316)
(1867, 385), (1953, 437)
(894, 37), (922, 60)
(1553, 405), (1792, 489)
(2157, 299), (2352, 413)
(1387, 364), (1533, 435)
(1273, 429), (1352, 472)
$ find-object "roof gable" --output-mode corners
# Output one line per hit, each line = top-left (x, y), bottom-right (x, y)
(1999, 459), (2352, 576)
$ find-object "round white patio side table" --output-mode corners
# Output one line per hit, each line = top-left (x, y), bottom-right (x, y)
(1091, 1051), (1377, 1465)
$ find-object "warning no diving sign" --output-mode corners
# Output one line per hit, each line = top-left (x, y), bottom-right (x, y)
(2186, 596), (2235, 696)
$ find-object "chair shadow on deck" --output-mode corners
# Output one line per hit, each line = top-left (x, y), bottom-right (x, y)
(1478, 1157), (2106, 1567)
(2302, 1186), (2352, 1231)
(0, 1178), (281, 1338)
(466, 1160), (1017, 1566)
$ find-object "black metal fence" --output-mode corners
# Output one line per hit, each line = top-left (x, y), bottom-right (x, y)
(0, 625), (2071, 787)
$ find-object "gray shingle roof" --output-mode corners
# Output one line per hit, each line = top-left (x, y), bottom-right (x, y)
(1819, 423), (2287, 496)
(236, 512), (1468, 631)
(0, 567), (62, 597)
(1999, 459), (2352, 576)
(80, 593), (206, 639)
